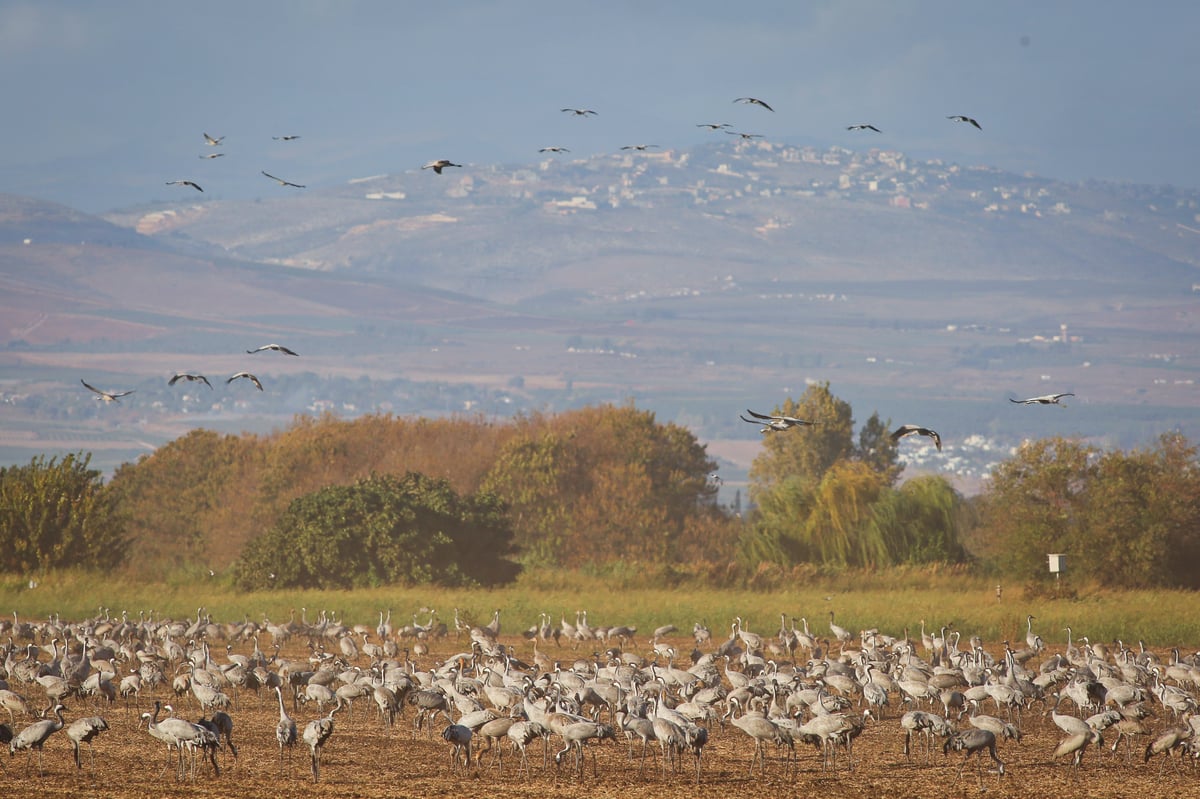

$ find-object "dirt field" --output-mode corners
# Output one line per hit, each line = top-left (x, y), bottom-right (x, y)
(3, 631), (1196, 799)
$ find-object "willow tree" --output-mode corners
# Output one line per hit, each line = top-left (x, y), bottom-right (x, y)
(800, 460), (890, 566)
(867, 474), (965, 564)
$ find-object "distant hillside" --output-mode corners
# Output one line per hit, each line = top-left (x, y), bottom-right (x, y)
(101, 141), (1200, 304)
(2, 142), (1199, 484)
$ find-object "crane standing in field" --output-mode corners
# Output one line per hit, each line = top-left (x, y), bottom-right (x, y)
(275, 686), (297, 771)
(9, 703), (66, 775)
(303, 703), (338, 782)
(66, 715), (109, 771)
(943, 729), (1005, 787)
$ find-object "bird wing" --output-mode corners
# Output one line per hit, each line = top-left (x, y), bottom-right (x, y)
(261, 171), (284, 183)
(168, 374), (182, 386)
(744, 409), (777, 421)
(739, 414), (765, 425)
(80, 380), (103, 395)
(778, 415), (815, 425)
(1055, 393), (1075, 400)
(276, 345), (299, 356)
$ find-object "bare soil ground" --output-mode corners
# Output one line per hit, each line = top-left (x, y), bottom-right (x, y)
(3, 633), (1195, 799)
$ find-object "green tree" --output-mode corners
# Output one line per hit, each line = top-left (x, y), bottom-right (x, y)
(479, 431), (581, 565)
(0, 452), (127, 573)
(1084, 434), (1200, 587)
(856, 411), (902, 485)
(747, 382), (855, 499)
(973, 437), (1096, 582)
(233, 472), (518, 590)
(481, 404), (718, 567)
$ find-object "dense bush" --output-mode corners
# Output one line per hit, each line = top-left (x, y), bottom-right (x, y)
(233, 472), (520, 590)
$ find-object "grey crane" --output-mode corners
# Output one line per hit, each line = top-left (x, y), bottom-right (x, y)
(203, 132), (224, 146)
(891, 424), (942, 451)
(1144, 725), (1192, 773)
(900, 710), (954, 762)
(302, 703), (338, 782)
(442, 723), (473, 774)
(947, 115), (982, 130)
(274, 686), (297, 769)
(1025, 614), (1044, 651)
(967, 714), (1022, 743)
(847, 123), (881, 132)
(472, 715), (517, 772)
(561, 108), (597, 116)
(1010, 392), (1074, 405)
(696, 122), (731, 130)
(422, 159), (462, 174)
(246, 343), (298, 355)
(261, 170), (305, 188)
(226, 372), (263, 391)
(161, 703), (220, 779)
(273, 135), (301, 141)
(728, 699), (785, 775)
(0, 689), (34, 724)
(66, 715), (108, 770)
(168, 372), (212, 389)
(553, 720), (613, 778)
(741, 408), (817, 432)
(1054, 729), (1099, 768)
(166, 180), (204, 192)
(9, 702), (66, 775)
(81, 379), (134, 403)
(506, 719), (547, 777)
(944, 729), (1004, 780)
(197, 711), (236, 757)
(734, 97), (774, 111)
(539, 146), (570, 152)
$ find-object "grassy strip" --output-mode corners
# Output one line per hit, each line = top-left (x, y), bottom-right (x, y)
(5, 566), (1198, 649)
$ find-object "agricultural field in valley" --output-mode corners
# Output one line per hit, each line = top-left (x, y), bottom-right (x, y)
(2, 579), (1199, 798)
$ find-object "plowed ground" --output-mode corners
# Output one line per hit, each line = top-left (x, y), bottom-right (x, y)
(3, 633), (1195, 799)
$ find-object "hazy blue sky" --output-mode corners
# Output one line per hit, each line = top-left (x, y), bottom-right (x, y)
(3, 1), (1198, 212)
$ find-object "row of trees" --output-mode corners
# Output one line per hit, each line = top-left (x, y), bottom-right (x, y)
(969, 433), (1200, 587)
(5, 391), (1200, 588)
